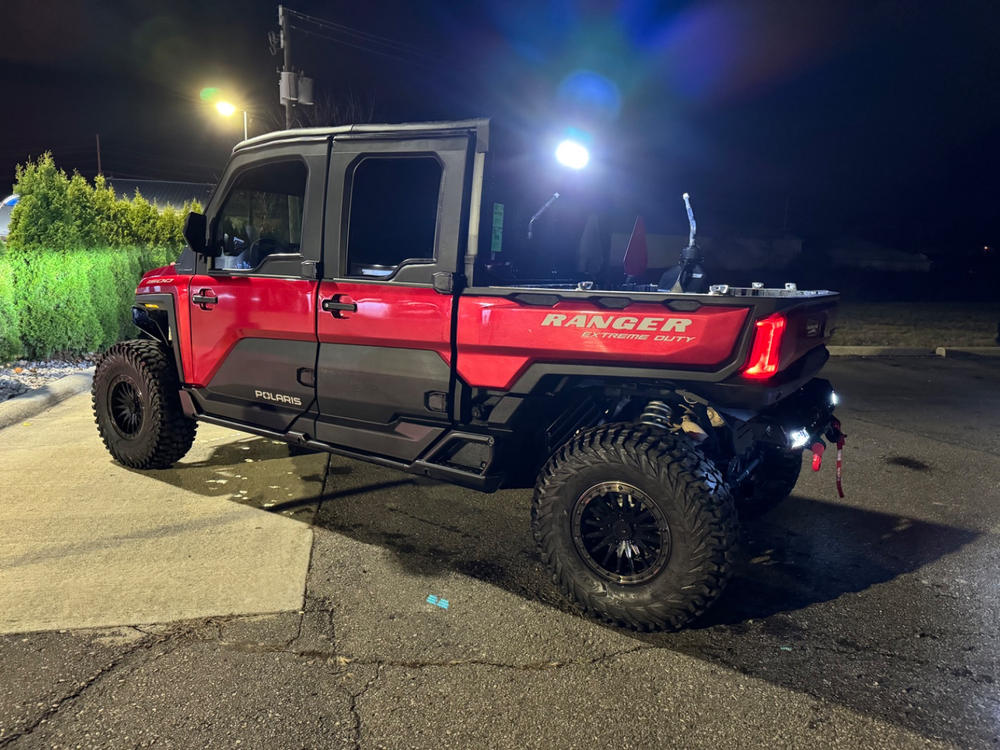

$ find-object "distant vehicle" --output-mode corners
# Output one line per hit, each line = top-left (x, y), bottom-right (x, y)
(92, 119), (844, 631)
(0, 194), (19, 240)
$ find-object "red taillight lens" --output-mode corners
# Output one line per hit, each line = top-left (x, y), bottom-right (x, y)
(743, 314), (786, 379)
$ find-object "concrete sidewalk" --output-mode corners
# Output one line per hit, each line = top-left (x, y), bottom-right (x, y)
(0, 392), (318, 634)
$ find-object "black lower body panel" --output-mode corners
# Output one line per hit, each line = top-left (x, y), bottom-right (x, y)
(196, 338), (317, 433)
(184, 391), (502, 492)
(312, 414), (445, 463)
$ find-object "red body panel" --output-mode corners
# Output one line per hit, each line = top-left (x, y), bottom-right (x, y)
(455, 297), (749, 390)
(315, 281), (452, 359)
(186, 274), (318, 387)
(137, 267), (831, 395)
(136, 265), (194, 381)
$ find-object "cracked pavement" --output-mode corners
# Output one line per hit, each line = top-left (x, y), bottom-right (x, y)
(1, 356), (998, 748)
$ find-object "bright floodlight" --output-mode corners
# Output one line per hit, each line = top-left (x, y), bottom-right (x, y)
(555, 139), (590, 170)
(788, 428), (811, 449)
(216, 101), (237, 117)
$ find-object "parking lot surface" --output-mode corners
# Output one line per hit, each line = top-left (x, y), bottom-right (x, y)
(1, 356), (997, 748)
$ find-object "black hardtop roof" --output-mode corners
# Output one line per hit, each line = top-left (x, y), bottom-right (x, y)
(233, 118), (490, 154)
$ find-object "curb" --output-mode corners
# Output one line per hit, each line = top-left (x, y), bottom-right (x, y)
(0, 368), (95, 430)
(830, 346), (1000, 357)
(828, 346), (935, 356)
(935, 346), (1000, 358)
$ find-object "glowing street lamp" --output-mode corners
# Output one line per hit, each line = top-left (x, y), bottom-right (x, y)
(527, 132), (593, 239)
(555, 139), (590, 170)
(215, 100), (248, 141)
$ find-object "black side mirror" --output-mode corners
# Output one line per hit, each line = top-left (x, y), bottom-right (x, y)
(183, 212), (215, 257)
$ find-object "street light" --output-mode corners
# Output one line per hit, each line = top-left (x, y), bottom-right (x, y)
(555, 139), (590, 170)
(215, 100), (248, 141)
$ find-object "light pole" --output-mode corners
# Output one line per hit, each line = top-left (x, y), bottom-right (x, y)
(215, 101), (248, 141)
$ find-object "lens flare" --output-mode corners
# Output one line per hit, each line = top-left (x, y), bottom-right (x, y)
(557, 70), (622, 120)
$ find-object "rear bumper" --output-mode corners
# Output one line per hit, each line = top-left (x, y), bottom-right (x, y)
(688, 345), (830, 410)
(760, 377), (840, 450)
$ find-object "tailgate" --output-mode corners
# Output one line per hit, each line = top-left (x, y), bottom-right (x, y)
(455, 295), (751, 390)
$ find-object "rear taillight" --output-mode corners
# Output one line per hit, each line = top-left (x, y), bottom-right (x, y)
(742, 314), (786, 379)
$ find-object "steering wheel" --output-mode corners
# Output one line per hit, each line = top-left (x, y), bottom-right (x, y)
(246, 237), (284, 268)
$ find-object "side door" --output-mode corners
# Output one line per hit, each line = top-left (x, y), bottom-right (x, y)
(186, 142), (327, 433)
(313, 132), (473, 462)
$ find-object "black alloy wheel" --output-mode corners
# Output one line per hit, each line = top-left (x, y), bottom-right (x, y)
(109, 378), (144, 437)
(571, 481), (671, 585)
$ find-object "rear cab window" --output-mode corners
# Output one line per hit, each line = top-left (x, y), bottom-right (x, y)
(345, 156), (442, 279)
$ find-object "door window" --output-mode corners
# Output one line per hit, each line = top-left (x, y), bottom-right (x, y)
(345, 156), (442, 278)
(213, 160), (307, 271)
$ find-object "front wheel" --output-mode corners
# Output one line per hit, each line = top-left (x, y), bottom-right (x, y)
(532, 424), (738, 631)
(92, 339), (196, 469)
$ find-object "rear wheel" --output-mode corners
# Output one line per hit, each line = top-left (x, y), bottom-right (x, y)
(532, 424), (737, 631)
(92, 339), (196, 469)
(735, 448), (802, 517)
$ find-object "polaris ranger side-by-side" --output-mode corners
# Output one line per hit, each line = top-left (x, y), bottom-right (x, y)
(93, 119), (843, 630)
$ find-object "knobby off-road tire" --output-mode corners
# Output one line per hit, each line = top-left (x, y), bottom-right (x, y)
(735, 448), (803, 518)
(92, 339), (196, 469)
(532, 424), (738, 631)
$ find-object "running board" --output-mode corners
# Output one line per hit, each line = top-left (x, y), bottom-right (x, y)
(189, 411), (502, 492)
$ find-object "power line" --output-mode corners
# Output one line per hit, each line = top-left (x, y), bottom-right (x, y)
(288, 24), (439, 72)
(283, 7), (436, 61)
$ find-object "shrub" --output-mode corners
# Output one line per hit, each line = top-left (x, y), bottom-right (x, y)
(92, 174), (131, 247)
(0, 263), (21, 362)
(7, 249), (103, 357)
(2, 153), (199, 358)
(7, 154), (199, 252)
(125, 190), (161, 246)
(7, 154), (83, 252)
(1, 245), (180, 359)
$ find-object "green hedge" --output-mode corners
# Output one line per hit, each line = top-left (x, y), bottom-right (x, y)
(0, 152), (201, 362)
(0, 263), (21, 362)
(7, 154), (199, 253)
(0, 246), (178, 361)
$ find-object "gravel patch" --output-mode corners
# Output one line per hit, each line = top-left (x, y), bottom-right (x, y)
(0, 358), (95, 404)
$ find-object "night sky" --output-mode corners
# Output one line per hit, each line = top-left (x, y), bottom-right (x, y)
(2, 0), (997, 254)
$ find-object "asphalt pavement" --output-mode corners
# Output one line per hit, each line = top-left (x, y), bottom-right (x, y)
(1, 356), (998, 748)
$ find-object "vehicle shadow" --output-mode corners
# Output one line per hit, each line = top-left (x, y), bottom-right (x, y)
(123, 436), (332, 506)
(140, 435), (979, 628)
(309, 474), (979, 626)
(130, 435), (987, 744)
(301, 467), (985, 744)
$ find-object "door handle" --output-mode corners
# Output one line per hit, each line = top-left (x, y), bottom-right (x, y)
(322, 295), (357, 317)
(192, 289), (218, 309)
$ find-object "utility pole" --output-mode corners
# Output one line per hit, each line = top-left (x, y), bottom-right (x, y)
(95, 134), (102, 175)
(279, 5), (294, 128)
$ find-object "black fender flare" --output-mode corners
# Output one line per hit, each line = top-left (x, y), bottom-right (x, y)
(132, 293), (185, 382)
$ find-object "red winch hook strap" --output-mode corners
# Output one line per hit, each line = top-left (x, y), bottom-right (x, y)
(833, 419), (846, 498)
